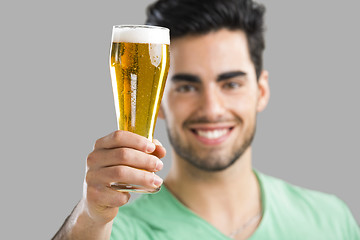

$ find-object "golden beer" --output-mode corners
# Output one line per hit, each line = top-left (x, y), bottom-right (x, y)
(109, 25), (170, 193)
(110, 26), (170, 141)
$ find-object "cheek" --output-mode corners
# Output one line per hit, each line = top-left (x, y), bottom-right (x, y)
(164, 92), (193, 127)
(225, 93), (258, 122)
(228, 92), (257, 110)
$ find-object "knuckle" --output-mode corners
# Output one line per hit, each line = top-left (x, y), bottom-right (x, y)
(150, 156), (159, 170)
(112, 130), (125, 140)
(118, 193), (131, 205)
(141, 141), (149, 151)
(114, 166), (125, 178)
(86, 152), (96, 167)
(116, 148), (129, 162)
(108, 192), (130, 208)
(143, 172), (154, 186)
(94, 138), (102, 149)
(85, 171), (92, 185)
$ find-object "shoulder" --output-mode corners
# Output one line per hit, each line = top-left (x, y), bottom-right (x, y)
(256, 171), (360, 238)
(258, 171), (342, 209)
(257, 171), (347, 216)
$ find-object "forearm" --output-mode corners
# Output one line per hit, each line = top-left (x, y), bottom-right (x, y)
(52, 200), (113, 240)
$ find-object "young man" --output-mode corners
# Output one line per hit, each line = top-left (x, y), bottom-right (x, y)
(53, 0), (360, 239)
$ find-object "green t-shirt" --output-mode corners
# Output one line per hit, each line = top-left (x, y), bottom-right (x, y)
(111, 171), (360, 239)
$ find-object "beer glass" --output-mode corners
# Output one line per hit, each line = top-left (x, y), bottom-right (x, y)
(109, 25), (170, 193)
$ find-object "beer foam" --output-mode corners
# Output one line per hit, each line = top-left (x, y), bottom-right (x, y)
(112, 25), (170, 44)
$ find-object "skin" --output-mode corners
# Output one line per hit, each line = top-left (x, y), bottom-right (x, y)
(160, 29), (270, 239)
(52, 132), (166, 240)
(53, 29), (270, 240)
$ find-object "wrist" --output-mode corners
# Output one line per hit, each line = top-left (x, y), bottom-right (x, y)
(68, 199), (114, 240)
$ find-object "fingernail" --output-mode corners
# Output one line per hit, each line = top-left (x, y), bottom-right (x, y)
(153, 139), (163, 146)
(153, 175), (163, 187)
(155, 160), (163, 171)
(146, 142), (156, 153)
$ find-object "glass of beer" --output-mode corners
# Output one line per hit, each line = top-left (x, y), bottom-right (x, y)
(109, 25), (170, 193)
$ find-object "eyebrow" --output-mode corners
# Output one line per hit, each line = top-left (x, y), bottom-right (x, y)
(171, 71), (247, 83)
(217, 71), (247, 82)
(171, 74), (201, 83)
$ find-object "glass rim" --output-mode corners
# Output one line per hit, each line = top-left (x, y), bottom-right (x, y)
(113, 24), (169, 31)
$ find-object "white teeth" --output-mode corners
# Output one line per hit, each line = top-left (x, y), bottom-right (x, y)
(196, 129), (229, 139)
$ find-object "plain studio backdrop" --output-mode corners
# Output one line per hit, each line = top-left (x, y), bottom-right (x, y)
(0, 0), (359, 239)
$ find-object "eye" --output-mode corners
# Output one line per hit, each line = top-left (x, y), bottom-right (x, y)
(175, 84), (197, 93)
(223, 81), (241, 90)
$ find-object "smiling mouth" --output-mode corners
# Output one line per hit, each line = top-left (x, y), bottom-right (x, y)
(190, 127), (234, 143)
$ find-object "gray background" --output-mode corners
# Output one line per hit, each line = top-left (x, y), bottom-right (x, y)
(0, 0), (359, 239)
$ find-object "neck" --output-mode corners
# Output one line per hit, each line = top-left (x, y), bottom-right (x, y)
(165, 147), (262, 238)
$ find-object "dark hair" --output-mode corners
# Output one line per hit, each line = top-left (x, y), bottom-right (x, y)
(146, 0), (266, 79)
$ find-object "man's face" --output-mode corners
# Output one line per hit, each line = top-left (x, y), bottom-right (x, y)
(159, 29), (269, 171)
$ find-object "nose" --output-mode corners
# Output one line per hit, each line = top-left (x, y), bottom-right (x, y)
(198, 84), (226, 121)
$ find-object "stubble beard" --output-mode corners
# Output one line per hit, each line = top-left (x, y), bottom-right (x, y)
(165, 117), (256, 172)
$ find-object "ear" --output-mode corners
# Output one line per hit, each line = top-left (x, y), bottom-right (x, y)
(256, 70), (270, 112)
(158, 104), (165, 119)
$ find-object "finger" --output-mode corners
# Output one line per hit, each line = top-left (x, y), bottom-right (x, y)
(151, 139), (166, 158)
(88, 165), (163, 191)
(86, 183), (131, 210)
(151, 144), (166, 159)
(152, 139), (163, 147)
(94, 130), (156, 153)
(87, 148), (163, 172)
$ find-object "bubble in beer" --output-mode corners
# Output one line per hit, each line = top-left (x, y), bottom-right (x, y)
(110, 25), (170, 140)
